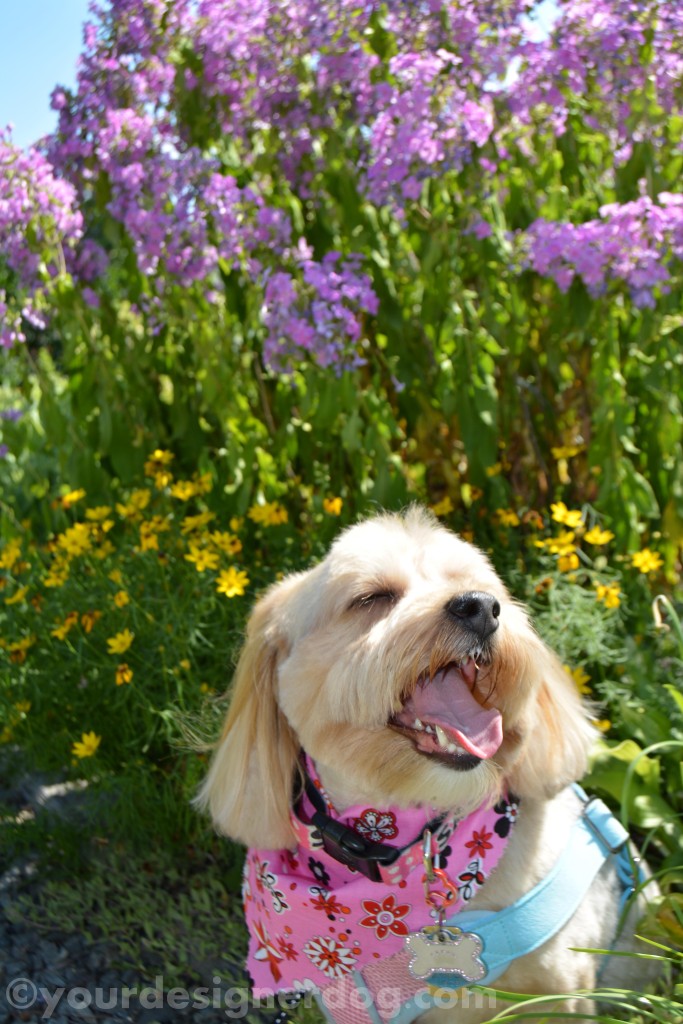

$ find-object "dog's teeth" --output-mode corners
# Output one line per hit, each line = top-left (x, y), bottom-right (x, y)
(425, 725), (434, 734)
(414, 718), (424, 730)
(435, 725), (449, 749)
(446, 741), (458, 753)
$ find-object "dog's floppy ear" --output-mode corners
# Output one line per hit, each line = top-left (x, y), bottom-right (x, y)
(194, 576), (302, 849)
(507, 640), (597, 799)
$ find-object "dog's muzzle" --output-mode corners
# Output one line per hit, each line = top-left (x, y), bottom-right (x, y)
(390, 660), (503, 768)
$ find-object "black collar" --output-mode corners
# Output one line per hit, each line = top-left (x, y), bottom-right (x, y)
(294, 762), (446, 883)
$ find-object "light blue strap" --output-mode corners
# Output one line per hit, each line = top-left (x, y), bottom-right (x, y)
(430, 793), (630, 990)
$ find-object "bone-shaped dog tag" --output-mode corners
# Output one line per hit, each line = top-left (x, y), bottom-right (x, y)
(406, 925), (486, 983)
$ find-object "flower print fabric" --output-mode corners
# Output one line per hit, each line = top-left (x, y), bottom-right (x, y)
(243, 761), (517, 996)
(352, 808), (398, 842)
(359, 895), (410, 939)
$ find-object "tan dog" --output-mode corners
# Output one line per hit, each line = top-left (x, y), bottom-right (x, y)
(197, 507), (651, 1022)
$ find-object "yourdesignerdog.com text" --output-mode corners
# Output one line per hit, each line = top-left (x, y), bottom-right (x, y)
(5, 975), (498, 1019)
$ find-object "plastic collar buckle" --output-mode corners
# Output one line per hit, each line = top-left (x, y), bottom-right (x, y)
(311, 812), (399, 881)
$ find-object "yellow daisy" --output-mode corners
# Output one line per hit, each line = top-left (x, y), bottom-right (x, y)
(72, 731), (101, 758)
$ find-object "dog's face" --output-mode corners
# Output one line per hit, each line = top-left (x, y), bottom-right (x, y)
(197, 508), (595, 848)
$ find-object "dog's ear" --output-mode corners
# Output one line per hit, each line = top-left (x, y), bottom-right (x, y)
(507, 640), (597, 799)
(194, 576), (303, 849)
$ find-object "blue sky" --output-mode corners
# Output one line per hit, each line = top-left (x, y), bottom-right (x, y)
(0, 0), (91, 148)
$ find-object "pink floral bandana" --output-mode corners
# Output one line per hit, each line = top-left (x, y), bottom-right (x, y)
(243, 759), (518, 998)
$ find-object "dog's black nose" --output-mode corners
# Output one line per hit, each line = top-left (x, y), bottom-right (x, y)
(446, 591), (500, 640)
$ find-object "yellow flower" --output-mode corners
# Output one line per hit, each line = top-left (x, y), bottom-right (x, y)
(44, 559), (71, 587)
(144, 450), (175, 488)
(216, 566), (250, 597)
(170, 480), (197, 501)
(568, 665), (591, 696)
(229, 517), (244, 533)
(81, 610), (102, 633)
(116, 489), (151, 518)
(0, 539), (22, 570)
(631, 548), (663, 574)
(185, 544), (220, 572)
(535, 530), (576, 556)
(5, 585), (29, 606)
(551, 445), (584, 460)
(116, 663), (133, 686)
(591, 718), (611, 733)
(248, 501), (289, 526)
(595, 583), (621, 609)
(72, 731), (101, 758)
(148, 515), (171, 533)
(8, 635), (36, 653)
(523, 510), (545, 530)
(85, 506), (112, 521)
(14, 700), (31, 715)
(131, 488), (151, 510)
(107, 629), (134, 655)
(56, 488), (86, 509)
(144, 448), (174, 470)
(179, 659), (191, 672)
(495, 509), (520, 527)
(8, 635), (36, 663)
(558, 552), (580, 572)
(57, 522), (92, 557)
(550, 502), (584, 529)
(199, 682), (214, 694)
(139, 522), (160, 551)
(485, 462), (502, 478)
(113, 590), (130, 608)
(429, 497), (454, 517)
(209, 531), (243, 555)
(181, 511), (216, 534)
(584, 526), (615, 545)
(323, 497), (343, 516)
(94, 540), (115, 560)
(153, 469), (173, 488)
(109, 569), (123, 584)
(51, 612), (79, 641)
(193, 472), (213, 495)
(149, 448), (174, 464)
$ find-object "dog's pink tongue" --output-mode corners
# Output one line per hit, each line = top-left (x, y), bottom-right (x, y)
(403, 666), (503, 759)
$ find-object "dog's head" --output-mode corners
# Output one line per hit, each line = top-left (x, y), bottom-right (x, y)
(196, 507), (596, 847)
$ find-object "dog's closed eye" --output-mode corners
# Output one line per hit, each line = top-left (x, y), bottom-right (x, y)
(350, 590), (400, 610)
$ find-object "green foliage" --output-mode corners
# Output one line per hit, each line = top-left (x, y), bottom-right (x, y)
(4, 844), (245, 988)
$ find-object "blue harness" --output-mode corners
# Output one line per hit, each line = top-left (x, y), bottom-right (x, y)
(426, 786), (637, 992)
(316, 787), (639, 1024)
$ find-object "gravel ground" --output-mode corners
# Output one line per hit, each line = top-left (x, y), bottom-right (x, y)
(0, 752), (266, 1024)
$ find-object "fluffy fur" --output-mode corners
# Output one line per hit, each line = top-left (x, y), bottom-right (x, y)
(196, 507), (652, 1021)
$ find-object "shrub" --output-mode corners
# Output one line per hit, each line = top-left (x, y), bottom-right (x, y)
(0, 0), (682, 564)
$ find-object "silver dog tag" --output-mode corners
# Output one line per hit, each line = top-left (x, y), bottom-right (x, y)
(406, 925), (486, 982)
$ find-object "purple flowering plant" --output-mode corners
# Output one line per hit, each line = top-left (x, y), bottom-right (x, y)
(0, 0), (682, 557)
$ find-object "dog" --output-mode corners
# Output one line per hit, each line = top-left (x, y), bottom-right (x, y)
(196, 507), (653, 1023)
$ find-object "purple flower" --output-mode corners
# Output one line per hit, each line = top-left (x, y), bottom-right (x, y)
(0, 408), (22, 422)
(521, 194), (683, 306)
(261, 252), (378, 373)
